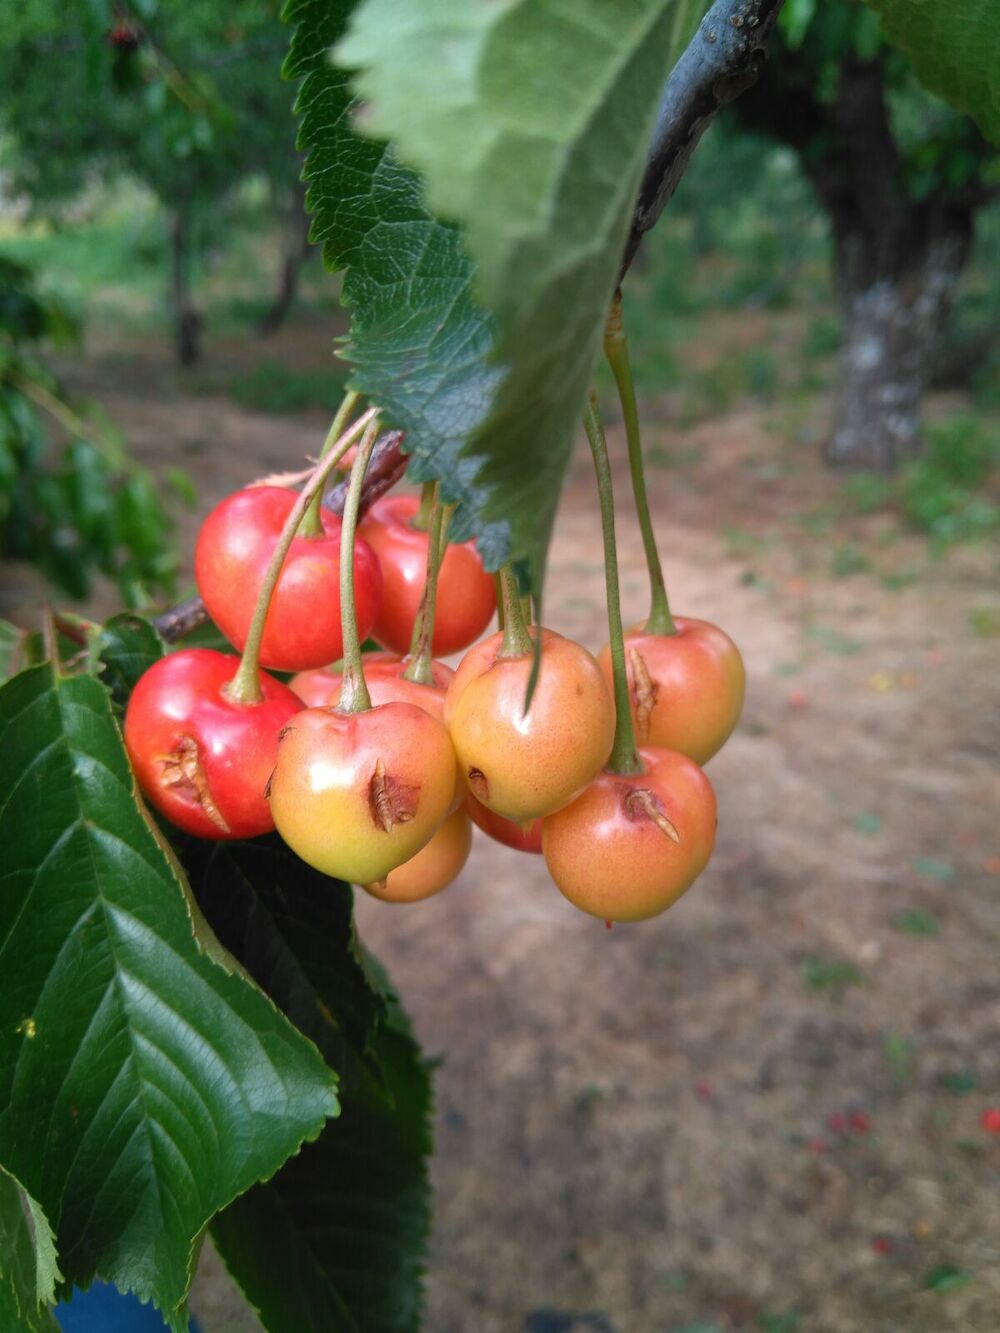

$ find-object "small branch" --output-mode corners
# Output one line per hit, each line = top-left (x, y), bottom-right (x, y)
(153, 429), (407, 645)
(619, 0), (785, 283)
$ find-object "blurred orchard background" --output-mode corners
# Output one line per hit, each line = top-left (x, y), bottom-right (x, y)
(2, 2), (999, 1330)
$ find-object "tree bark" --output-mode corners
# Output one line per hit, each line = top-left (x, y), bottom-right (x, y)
(827, 216), (972, 469)
(170, 210), (202, 367)
(257, 191), (313, 337)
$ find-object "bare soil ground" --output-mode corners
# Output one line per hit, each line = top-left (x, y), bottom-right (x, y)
(13, 320), (1000, 1332)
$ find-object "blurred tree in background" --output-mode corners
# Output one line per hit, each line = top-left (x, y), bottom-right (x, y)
(0, 0), (303, 364)
(733, 0), (997, 470)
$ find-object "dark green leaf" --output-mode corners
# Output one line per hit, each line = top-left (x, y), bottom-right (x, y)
(922, 1263), (971, 1292)
(293, 0), (706, 588)
(866, 0), (999, 143)
(0, 622), (29, 683)
(183, 838), (432, 1333)
(0, 1169), (61, 1331)
(0, 666), (338, 1330)
(97, 612), (167, 707)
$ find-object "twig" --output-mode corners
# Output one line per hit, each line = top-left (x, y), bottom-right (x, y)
(153, 429), (407, 644)
(620, 0), (786, 283)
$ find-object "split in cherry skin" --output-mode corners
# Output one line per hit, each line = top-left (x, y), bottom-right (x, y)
(359, 493), (496, 656)
(444, 626), (616, 824)
(124, 648), (302, 839)
(543, 746), (717, 923)
(267, 699), (458, 886)
(597, 616), (745, 766)
(195, 485), (383, 672)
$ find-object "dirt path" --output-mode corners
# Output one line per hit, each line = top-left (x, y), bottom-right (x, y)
(24, 338), (1000, 1331)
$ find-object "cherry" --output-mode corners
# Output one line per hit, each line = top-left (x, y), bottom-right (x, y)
(363, 807), (472, 903)
(124, 648), (302, 839)
(597, 616), (745, 765)
(195, 485), (382, 671)
(465, 794), (543, 854)
(359, 493), (495, 656)
(268, 423), (458, 885)
(444, 617), (615, 824)
(268, 700), (456, 884)
(542, 746), (717, 922)
(291, 654), (454, 717)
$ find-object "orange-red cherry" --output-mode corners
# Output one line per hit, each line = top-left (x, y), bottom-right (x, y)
(445, 628), (615, 823)
(124, 648), (302, 839)
(268, 701), (456, 884)
(195, 485), (383, 672)
(291, 654), (454, 719)
(359, 493), (495, 656)
(597, 616), (745, 765)
(465, 794), (543, 854)
(363, 808), (472, 902)
(542, 747), (717, 922)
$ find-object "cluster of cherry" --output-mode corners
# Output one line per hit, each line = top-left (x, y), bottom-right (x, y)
(125, 322), (744, 923)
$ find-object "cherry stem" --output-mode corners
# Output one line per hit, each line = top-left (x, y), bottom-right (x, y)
(604, 293), (675, 636)
(225, 406), (378, 706)
(583, 391), (643, 776)
(300, 389), (362, 538)
(335, 419), (380, 714)
(497, 565), (533, 658)
(402, 485), (451, 686)
(410, 480), (437, 532)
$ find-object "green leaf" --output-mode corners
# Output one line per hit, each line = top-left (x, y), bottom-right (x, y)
(291, 0), (705, 588)
(891, 908), (939, 936)
(0, 666), (338, 1330)
(865, 0), (999, 143)
(0, 1169), (61, 1330)
(0, 622), (29, 683)
(97, 612), (166, 708)
(922, 1263), (971, 1292)
(181, 838), (431, 1333)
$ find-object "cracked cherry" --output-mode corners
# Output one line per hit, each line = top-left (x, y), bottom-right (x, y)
(124, 648), (302, 839)
(465, 794), (543, 854)
(543, 747), (716, 922)
(444, 628), (615, 823)
(359, 494), (495, 656)
(597, 616), (745, 765)
(363, 807), (472, 903)
(195, 485), (383, 671)
(267, 701), (457, 884)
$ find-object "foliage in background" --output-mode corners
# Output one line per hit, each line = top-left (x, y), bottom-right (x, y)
(0, 254), (179, 603)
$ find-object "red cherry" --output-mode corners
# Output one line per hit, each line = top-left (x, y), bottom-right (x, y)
(359, 494), (495, 656)
(981, 1108), (1000, 1134)
(850, 1111), (871, 1134)
(465, 794), (543, 854)
(542, 747), (717, 922)
(291, 654), (454, 718)
(195, 485), (382, 671)
(597, 616), (745, 765)
(124, 649), (302, 839)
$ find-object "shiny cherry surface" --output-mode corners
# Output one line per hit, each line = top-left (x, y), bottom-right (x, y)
(195, 485), (383, 671)
(359, 493), (495, 656)
(543, 747), (717, 922)
(124, 648), (302, 839)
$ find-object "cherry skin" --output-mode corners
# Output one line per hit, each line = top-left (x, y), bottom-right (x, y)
(124, 648), (302, 839)
(195, 485), (383, 672)
(291, 654), (454, 718)
(363, 808), (472, 903)
(597, 616), (745, 765)
(268, 701), (457, 884)
(444, 628), (615, 823)
(542, 747), (717, 923)
(359, 494), (495, 656)
(465, 794), (543, 854)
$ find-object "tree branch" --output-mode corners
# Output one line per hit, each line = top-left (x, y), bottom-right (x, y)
(620, 0), (786, 283)
(154, 430), (407, 643)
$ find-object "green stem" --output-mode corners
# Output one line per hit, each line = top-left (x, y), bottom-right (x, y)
(604, 293), (675, 636)
(583, 391), (643, 776)
(410, 480), (437, 533)
(497, 565), (533, 658)
(334, 419), (380, 714)
(494, 573), (505, 632)
(300, 389), (362, 537)
(225, 406), (378, 705)
(402, 488), (451, 686)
